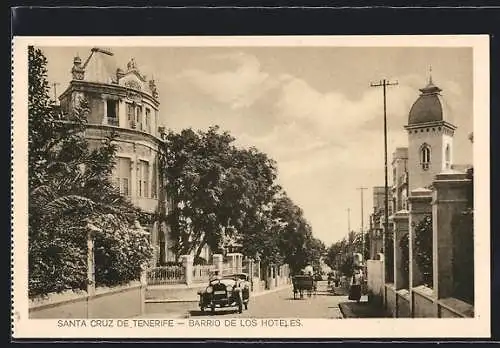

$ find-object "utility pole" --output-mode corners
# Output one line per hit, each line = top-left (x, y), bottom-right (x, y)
(347, 208), (351, 235)
(347, 207), (352, 260)
(370, 79), (398, 257)
(357, 187), (367, 260)
(52, 82), (60, 104)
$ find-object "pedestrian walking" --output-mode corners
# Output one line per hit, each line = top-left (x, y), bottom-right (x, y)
(348, 269), (362, 303)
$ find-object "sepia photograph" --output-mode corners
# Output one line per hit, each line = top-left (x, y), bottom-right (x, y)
(11, 35), (490, 338)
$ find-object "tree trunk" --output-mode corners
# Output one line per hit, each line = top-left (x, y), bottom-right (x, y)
(194, 235), (208, 260)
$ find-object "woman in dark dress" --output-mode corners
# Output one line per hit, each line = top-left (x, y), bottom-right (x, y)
(348, 269), (362, 302)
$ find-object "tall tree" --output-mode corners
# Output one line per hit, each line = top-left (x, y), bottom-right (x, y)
(161, 126), (280, 260)
(28, 47), (152, 298)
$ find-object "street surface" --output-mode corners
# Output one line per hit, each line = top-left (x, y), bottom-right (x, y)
(141, 281), (371, 319)
(188, 281), (345, 319)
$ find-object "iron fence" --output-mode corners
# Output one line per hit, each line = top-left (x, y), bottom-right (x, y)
(192, 265), (215, 283)
(146, 265), (185, 286)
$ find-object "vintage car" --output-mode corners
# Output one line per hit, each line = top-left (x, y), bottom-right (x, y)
(197, 273), (250, 314)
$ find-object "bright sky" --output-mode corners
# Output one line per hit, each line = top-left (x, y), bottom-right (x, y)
(40, 45), (473, 246)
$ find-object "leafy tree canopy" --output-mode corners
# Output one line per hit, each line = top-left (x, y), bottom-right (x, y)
(28, 47), (152, 298)
(161, 126), (324, 272)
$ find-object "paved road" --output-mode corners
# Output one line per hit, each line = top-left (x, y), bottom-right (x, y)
(187, 281), (345, 319)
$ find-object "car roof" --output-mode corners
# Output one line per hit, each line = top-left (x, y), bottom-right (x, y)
(224, 273), (248, 278)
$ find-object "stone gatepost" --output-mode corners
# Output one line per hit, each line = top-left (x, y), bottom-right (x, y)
(432, 171), (471, 299)
(151, 222), (159, 266)
(140, 264), (148, 316)
(87, 231), (96, 297)
(392, 210), (409, 290)
(227, 252), (243, 273)
(408, 188), (433, 290)
(180, 255), (193, 286)
(212, 254), (224, 275)
(255, 258), (261, 280)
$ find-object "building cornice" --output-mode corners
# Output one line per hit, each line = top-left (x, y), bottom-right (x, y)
(404, 120), (456, 132)
(85, 124), (164, 147)
(59, 80), (160, 108)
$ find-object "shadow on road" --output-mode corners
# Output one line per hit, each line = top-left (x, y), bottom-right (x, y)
(189, 308), (241, 317)
(284, 296), (316, 301)
(315, 291), (346, 297)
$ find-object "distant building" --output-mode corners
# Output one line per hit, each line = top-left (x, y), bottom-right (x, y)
(391, 147), (409, 213)
(369, 187), (385, 259)
(373, 186), (385, 213)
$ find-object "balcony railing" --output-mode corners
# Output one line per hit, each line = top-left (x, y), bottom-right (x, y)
(107, 117), (119, 126)
(133, 197), (158, 213)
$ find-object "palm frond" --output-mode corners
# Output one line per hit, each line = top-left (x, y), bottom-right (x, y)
(30, 185), (55, 200)
(30, 185), (56, 210)
(42, 195), (97, 217)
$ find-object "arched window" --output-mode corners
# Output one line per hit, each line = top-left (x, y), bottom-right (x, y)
(420, 144), (431, 170)
(445, 144), (451, 169)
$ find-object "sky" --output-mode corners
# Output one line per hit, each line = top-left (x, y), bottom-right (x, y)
(39, 45), (473, 246)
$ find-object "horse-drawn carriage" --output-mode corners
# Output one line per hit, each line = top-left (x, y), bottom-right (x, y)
(292, 275), (317, 299)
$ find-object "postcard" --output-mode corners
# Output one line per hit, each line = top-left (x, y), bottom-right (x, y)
(11, 35), (490, 339)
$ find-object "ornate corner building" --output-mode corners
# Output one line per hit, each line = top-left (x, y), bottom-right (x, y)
(404, 76), (457, 191)
(58, 47), (173, 265)
(369, 75), (463, 262)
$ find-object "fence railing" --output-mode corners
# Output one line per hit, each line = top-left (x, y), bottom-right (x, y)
(146, 266), (185, 286)
(222, 263), (236, 276)
(242, 261), (250, 275)
(192, 265), (215, 283)
(253, 264), (260, 278)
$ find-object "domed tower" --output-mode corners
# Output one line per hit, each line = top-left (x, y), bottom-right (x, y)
(404, 73), (457, 191)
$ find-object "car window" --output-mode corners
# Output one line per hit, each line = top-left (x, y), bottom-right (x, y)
(210, 278), (236, 286)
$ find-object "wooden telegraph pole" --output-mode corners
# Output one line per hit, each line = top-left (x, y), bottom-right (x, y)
(369, 79), (398, 258)
(347, 208), (351, 235)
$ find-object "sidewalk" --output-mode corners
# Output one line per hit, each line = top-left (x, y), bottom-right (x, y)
(134, 311), (189, 319)
(253, 283), (291, 297)
(338, 299), (390, 318)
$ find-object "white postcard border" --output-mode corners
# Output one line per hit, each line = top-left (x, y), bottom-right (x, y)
(12, 35), (491, 339)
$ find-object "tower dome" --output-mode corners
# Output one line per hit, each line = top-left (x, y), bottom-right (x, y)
(408, 76), (450, 126)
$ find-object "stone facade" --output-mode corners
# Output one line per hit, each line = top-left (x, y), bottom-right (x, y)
(368, 187), (385, 259)
(59, 47), (172, 266)
(367, 75), (474, 317)
(404, 77), (456, 192)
